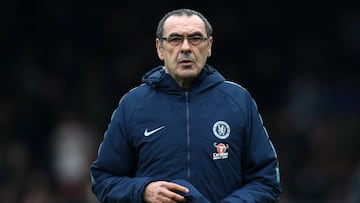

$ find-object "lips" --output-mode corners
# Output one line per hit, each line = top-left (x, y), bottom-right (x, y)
(179, 59), (194, 64)
(178, 54), (195, 64)
(180, 59), (192, 63)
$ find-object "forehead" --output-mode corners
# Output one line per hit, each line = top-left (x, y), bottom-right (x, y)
(163, 15), (206, 35)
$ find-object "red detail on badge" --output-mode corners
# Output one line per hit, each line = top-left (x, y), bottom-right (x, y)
(216, 143), (227, 153)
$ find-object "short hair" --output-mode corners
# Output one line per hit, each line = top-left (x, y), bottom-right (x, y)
(156, 8), (213, 38)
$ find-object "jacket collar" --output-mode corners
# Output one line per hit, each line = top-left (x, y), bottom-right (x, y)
(141, 64), (225, 95)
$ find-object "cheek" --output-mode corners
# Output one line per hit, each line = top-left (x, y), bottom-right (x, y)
(165, 50), (178, 61)
(163, 53), (178, 68)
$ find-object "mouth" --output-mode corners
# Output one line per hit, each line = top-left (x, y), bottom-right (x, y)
(179, 59), (194, 66)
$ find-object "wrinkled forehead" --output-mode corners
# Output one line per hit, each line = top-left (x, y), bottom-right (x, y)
(163, 15), (207, 36)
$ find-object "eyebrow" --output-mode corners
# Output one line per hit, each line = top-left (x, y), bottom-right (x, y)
(167, 31), (205, 37)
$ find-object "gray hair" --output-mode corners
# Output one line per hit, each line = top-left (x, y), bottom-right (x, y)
(156, 9), (213, 39)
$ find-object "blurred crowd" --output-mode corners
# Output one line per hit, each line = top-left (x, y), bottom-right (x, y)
(0, 1), (359, 203)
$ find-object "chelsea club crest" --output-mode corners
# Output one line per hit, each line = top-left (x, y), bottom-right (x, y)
(212, 121), (230, 139)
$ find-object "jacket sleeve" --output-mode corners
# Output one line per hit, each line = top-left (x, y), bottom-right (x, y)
(221, 93), (282, 203)
(90, 95), (152, 203)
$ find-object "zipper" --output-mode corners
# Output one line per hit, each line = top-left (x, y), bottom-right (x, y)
(185, 91), (191, 179)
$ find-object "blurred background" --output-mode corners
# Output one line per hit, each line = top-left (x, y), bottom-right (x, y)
(0, 0), (359, 202)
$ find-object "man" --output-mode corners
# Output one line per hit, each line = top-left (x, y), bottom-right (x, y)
(90, 8), (282, 203)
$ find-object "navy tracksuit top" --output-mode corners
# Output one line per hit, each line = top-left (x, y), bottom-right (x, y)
(90, 65), (282, 203)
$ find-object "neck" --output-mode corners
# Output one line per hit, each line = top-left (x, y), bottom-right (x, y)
(179, 82), (191, 91)
(164, 66), (194, 91)
(176, 78), (193, 91)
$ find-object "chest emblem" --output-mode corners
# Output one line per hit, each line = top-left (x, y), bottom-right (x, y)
(212, 121), (230, 139)
(213, 142), (229, 160)
(144, 126), (165, 137)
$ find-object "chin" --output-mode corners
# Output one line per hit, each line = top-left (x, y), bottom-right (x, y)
(178, 70), (199, 78)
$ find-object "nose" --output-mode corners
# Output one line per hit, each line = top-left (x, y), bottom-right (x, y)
(180, 38), (191, 52)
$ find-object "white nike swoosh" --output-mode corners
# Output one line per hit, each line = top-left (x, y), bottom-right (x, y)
(144, 126), (165, 136)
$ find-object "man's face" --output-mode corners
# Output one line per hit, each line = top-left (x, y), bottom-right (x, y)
(156, 15), (213, 88)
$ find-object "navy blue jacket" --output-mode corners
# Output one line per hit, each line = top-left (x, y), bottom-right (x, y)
(90, 65), (282, 203)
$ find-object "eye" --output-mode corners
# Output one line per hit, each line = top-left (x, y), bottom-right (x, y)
(168, 36), (183, 44)
(188, 36), (202, 44)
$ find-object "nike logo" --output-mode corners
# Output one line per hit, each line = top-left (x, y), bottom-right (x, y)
(144, 126), (165, 136)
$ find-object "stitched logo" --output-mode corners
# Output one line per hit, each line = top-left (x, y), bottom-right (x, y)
(144, 126), (165, 136)
(212, 121), (230, 139)
(213, 142), (229, 160)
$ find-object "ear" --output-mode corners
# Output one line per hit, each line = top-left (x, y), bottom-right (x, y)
(156, 38), (164, 60)
(207, 36), (213, 57)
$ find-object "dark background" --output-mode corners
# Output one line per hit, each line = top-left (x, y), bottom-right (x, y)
(1, 0), (359, 202)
